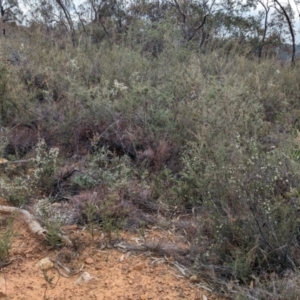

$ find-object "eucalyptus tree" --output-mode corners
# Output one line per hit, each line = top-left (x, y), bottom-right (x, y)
(51, 0), (77, 46)
(0, 0), (22, 35)
(24, 0), (77, 46)
(273, 0), (296, 65)
(24, 1), (56, 30)
(21, 0), (300, 62)
(79, 0), (118, 38)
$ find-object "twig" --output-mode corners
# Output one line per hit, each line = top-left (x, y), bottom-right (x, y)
(167, 260), (188, 276)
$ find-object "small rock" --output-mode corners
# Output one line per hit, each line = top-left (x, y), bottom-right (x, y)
(74, 272), (98, 285)
(140, 294), (148, 300)
(0, 292), (7, 299)
(85, 257), (94, 264)
(128, 274), (134, 280)
(190, 275), (200, 283)
(119, 254), (125, 262)
(37, 257), (53, 270)
(133, 263), (144, 272)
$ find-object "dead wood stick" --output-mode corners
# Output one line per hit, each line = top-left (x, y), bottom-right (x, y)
(0, 159), (33, 165)
(0, 205), (73, 246)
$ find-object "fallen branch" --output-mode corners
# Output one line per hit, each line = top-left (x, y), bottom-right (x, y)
(115, 240), (189, 257)
(0, 159), (33, 165)
(115, 240), (190, 267)
(0, 205), (73, 246)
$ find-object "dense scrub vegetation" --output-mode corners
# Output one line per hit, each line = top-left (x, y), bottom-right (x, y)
(1, 0), (300, 298)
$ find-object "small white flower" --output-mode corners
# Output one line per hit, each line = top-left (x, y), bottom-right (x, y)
(114, 79), (128, 91)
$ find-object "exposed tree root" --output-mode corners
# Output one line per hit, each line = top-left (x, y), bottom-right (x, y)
(0, 205), (73, 246)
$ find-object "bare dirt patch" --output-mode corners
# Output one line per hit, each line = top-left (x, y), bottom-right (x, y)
(0, 215), (225, 300)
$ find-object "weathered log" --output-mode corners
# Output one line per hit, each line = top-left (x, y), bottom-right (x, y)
(0, 205), (73, 246)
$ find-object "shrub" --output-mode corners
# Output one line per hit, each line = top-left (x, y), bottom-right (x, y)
(32, 139), (59, 192)
(177, 69), (300, 282)
(0, 65), (13, 126)
(0, 139), (59, 206)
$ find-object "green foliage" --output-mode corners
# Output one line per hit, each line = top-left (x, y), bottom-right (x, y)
(44, 220), (63, 249)
(0, 140), (59, 206)
(100, 193), (127, 237)
(72, 173), (97, 190)
(32, 139), (59, 192)
(0, 65), (12, 126)
(0, 216), (14, 263)
(151, 168), (179, 207)
(178, 75), (300, 280)
(33, 197), (68, 248)
(0, 170), (33, 207)
(84, 201), (99, 239)
(73, 147), (133, 190)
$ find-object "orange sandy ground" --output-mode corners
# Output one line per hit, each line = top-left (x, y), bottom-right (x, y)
(0, 199), (226, 300)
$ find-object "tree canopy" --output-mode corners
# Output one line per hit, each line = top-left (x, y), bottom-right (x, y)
(1, 0), (300, 62)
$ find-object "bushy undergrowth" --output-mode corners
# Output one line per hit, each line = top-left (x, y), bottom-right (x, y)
(2, 24), (300, 297)
(0, 139), (59, 206)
